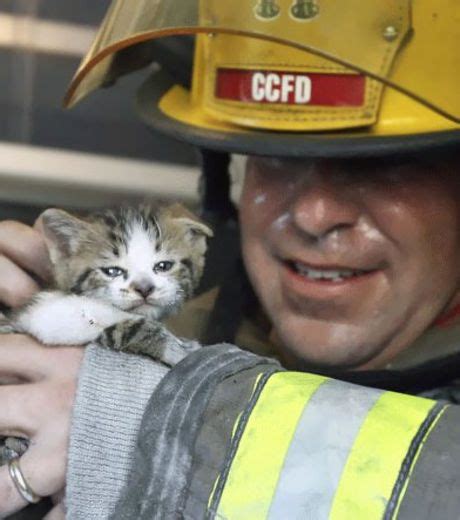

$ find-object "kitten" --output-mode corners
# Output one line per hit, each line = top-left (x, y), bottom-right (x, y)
(0, 203), (212, 464)
(1, 203), (213, 363)
(0, 204), (212, 365)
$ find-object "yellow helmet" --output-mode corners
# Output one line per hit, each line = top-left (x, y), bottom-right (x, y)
(66, 0), (460, 157)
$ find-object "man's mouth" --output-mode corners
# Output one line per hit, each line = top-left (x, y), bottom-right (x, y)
(285, 260), (376, 283)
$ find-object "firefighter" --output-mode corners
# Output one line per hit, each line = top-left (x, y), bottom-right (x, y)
(0, 0), (459, 517)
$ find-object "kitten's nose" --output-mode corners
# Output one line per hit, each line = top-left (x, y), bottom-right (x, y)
(132, 281), (155, 299)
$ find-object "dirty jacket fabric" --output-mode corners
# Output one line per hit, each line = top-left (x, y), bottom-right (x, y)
(66, 288), (460, 518)
(107, 345), (460, 520)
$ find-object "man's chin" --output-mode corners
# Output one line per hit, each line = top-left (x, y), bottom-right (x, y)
(274, 319), (386, 371)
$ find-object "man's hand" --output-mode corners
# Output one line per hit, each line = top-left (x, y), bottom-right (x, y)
(0, 219), (83, 518)
(0, 220), (51, 308)
(0, 335), (84, 518)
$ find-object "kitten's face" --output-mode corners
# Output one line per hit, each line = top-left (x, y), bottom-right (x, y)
(41, 205), (213, 319)
(80, 222), (191, 319)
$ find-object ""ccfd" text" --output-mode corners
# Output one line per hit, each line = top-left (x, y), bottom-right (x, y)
(251, 72), (312, 104)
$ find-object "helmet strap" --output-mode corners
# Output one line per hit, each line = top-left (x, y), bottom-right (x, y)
(199, 149), (237, 221)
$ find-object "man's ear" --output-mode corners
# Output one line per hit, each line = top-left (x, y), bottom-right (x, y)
(39, 209), (89, 264)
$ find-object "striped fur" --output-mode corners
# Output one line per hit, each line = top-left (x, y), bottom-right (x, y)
(2, 203), (212, 359)
(44, 204), (212, 317)
(0, 203), (212, 465)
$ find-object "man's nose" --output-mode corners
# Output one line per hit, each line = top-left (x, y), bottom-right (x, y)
(290, 165), (361, 240)
(131, 279), (155, 298)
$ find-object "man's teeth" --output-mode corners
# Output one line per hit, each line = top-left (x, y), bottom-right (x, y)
(293, 263), (364, 281)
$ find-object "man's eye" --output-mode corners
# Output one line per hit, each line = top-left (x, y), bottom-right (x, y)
(100, 266), (125, 278)
(153, 261), (174, 273)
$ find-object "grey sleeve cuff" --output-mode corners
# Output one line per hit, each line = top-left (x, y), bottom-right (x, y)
(65, 344), (169, 519)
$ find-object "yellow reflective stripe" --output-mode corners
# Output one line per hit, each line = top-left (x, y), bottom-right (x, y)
(329, 392), (436, 520)
(215, 372), (327, 520)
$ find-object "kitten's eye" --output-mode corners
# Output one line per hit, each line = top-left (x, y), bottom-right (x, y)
(153, 261), (174, 273)
(100, 266), (125, 278)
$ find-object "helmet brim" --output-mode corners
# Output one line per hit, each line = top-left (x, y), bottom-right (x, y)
(137, 70), (460, 159)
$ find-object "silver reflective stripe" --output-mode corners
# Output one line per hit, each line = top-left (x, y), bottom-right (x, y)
(267, 379), (383, 520)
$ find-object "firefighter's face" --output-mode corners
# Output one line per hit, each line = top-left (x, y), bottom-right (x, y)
(240, 155), (460, 369)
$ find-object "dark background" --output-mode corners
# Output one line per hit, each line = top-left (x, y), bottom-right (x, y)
(0, 0), (197, 165)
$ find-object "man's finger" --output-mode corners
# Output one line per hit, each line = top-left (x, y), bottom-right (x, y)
(0, 335), (51, 381)
(0, 385), (39, 435)
(0, 443), (65, 517)
(0, 256), (40, 307)
(0, 221), (51, 282)
(0, 461), (28, 517)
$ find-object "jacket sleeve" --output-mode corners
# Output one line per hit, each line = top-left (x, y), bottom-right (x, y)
(65, 344), (169, 519)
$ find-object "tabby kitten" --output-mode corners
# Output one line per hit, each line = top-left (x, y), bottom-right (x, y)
(1, 203), (213, 364)
(0, 204), (212, 464)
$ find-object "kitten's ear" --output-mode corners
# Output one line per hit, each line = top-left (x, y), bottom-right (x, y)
(177, 217), (213, 237)
(176, 217), (214, 255)
(39, 209), (89, 264)
(163, 203), (213, 252)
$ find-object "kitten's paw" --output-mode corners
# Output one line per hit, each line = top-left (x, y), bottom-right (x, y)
(15, 291), (133, 345)
(97, 318), (194, 366)
(160, 343), (190, 366)
(96, 317), (144, 352)
(180, 338), (202, 352)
